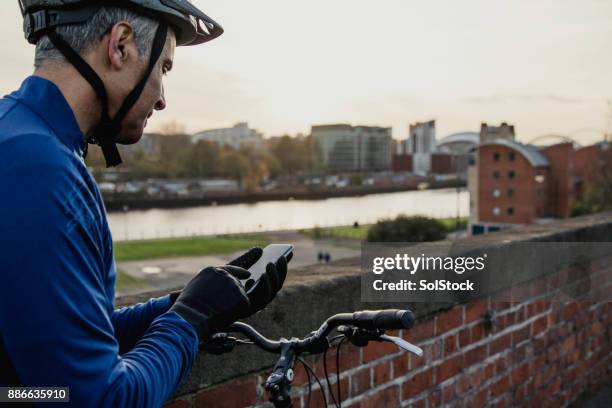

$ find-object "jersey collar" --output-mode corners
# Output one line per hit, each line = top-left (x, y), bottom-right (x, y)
(11, 76), (87, 156)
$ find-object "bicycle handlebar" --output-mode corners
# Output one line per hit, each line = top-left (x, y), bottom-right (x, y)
(224, 309), (415, 354)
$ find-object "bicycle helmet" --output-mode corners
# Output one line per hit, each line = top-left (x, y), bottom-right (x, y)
(18, 0), (224, 167)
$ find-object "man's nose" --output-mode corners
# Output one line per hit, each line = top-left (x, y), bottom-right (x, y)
(155, 84), (166, 111)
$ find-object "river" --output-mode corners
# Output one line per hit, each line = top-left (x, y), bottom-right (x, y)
(107, 188), (469, 241)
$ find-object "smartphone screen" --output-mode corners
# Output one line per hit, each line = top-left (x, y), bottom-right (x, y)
(245, 244), (294, 293)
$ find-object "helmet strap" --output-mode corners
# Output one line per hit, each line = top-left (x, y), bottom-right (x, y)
(46, 22), (168, 167)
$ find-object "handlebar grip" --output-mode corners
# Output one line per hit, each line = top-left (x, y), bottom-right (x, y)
(351, 309), (415, 330)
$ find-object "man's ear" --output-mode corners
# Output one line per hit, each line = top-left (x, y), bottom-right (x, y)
(107, 22), (135, 70)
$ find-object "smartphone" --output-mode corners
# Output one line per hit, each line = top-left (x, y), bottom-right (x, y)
(245, 244), (294, 293)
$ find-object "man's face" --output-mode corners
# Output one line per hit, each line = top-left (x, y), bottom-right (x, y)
(106, 26), (176, 144)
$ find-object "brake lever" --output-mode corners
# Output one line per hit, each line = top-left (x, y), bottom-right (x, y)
(200, 332), (238, 355)
(379, 334), (423, 357)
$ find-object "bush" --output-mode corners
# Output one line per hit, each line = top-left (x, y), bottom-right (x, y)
(571, 201), (596, 217)
(366, 215), (447, 242)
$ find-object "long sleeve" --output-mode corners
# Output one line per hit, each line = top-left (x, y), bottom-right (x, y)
(112, 295), (174, 354)
(0, 138), (198, 407)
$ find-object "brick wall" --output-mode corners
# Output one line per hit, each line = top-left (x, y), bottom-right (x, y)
(113, 213), (612, 408)
(165, 262), (611, 408)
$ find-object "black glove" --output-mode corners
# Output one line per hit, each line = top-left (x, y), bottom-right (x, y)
(169, 265), (252, 339)
(168, 247), (264, 304)
(168, 247), (292, 331)
(243, 255), (289, 315)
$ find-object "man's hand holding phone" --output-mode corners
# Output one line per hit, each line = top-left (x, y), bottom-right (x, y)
(169, 246), (292, 339)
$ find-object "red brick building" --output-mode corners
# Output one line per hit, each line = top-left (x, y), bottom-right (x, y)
(469, 139), (606, 235)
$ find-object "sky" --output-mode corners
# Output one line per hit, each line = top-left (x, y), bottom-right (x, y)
(1, 0), (611, 144)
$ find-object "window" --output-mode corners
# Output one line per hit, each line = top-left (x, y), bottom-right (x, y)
(508, 170), (515, 179)
(507, 207), (514, 215)
(508, 188), (515, 198)
(509, 152), (516, 161)
(492, 189), (501, 198)
(493, 170), (500, 179)
(493, 207), (501, 216)
(493, 152), (500, 161)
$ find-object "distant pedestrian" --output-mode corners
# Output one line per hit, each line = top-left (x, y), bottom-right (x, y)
(318, 251), (324, 262)
(324, 252), (331, 263)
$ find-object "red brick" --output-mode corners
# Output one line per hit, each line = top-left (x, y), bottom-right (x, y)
(361, 385), (399, 408)
(485, 362), (495, 378)
(410, 351), (425, 370)
(293, 359), (312, 387)
(195, 377), (257, 408)
(560, 335), (576, 355)
(350, 367), (371, 397)
(164, 398), (191, 408)
(470, 368), (484, 388)
(404, 318), (435, 343)
(546, 378), (562, 394)
(491, 299), (512, 312)
(471, 323), (485, 342)
(436, 354), (463, 382)
(392, 354), (409, 378)
(428, 388), (441, 406)
(373, 362), (391, 386)
(458, 328), (471, 347)
(444, 333), (458, 355)
(513, 382), (526, 403)
(490, 376), (509, 397)
(410, 398), (426, 408)
(590, 321), (604, 336)
(495, 396), (508, 408)
(442, 382), (456, 402)
(489, 333), (511, 356)
(337, 344), (361, 372)
(512, 363), (529, 386)
(532, 315), (548, 336)
(436, 307), (464, 334)
(529, 355), (545, 373)
(291, 396), (302, 408)
(456, 374), (472, 394)
(465, 300), (488, 324)
(337, 377), (350, 403)
(547, 343), (560, 363)
(308, 387), (327, 408)
(426, 340), (443, 363)
(495, 355), (509, 376)
(563, 302), (579, 320)
(512, 325), (530, 346)
(472, 387), (489, 406)
(465, 345), (487, 367)
(402, 368), (433, 399)
(362, 340), (398, 363)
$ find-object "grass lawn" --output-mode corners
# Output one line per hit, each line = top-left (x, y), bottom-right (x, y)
(300, 217), (468, 240)
(115, 268), (147, 291)
(114, 235), (270, 262)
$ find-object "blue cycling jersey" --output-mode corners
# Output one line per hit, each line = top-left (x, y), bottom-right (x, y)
(0, 76), (198, 407)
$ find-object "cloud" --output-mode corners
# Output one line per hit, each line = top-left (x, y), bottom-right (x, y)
(465, 93), (587, 104)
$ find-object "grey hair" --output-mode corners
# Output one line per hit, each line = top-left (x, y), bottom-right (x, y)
(34, 6), (159, 69)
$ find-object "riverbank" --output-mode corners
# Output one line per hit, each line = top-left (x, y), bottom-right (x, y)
(104, 179), (465, 212)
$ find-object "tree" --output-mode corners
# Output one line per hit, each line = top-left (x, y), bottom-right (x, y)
(155, 120), (187, 136)
(268, 134), (322, 175)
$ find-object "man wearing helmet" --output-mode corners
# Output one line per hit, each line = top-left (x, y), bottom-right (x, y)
(0, 1), (288, 406)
